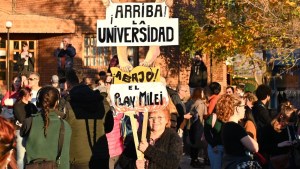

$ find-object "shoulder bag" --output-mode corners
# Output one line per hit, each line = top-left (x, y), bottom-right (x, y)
(25, 119), (65, 169)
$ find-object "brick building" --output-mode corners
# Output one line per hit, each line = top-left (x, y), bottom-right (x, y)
(0, 0), (226, 92)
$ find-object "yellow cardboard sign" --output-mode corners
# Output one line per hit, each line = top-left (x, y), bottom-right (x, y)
(110, 66), (160, 84)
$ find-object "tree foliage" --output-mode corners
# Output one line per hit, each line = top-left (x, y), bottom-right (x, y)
(177, 0), (300, 68)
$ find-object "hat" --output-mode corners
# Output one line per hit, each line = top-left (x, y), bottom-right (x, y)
(51, 75), (59, 83)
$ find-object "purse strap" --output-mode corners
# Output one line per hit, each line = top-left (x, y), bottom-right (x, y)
(56, 119), (65, 163)
(287, 126), (291, 141)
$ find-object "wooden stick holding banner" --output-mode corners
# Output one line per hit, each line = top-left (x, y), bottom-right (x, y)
(140, 110), (148, 159)
(124, 111), (144, 160)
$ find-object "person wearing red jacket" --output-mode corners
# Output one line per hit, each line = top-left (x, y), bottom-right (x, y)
(1, 76), (21, 120)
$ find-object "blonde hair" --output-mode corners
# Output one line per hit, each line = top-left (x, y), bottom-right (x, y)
(272, 101), (297, 132)
(244, 92), (257, 103)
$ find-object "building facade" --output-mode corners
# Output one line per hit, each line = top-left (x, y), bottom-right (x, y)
(0, 0), (226, 90)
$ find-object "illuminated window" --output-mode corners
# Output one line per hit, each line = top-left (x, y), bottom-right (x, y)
(84, 35), (117, 66)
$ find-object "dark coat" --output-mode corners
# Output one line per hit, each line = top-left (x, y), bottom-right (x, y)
(58, 84), (113, 168)
(167, 87), (185, 131)
(13, 100), (37, 126)
(57, 44), (76, 69)
(252, 101), (272, 143)
(16, 53), (35, 76)
(119, 128), (183, 169)
(188, 59), (207, 88)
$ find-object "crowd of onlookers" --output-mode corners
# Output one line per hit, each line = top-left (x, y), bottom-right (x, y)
(0, 51), (300, 169)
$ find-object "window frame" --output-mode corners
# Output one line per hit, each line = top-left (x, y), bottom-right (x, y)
(83, 34), (117, 67)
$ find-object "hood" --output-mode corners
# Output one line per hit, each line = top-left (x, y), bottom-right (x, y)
(69, 84), (105, 119)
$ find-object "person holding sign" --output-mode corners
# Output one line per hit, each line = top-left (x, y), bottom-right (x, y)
(118, 108), (182, 169)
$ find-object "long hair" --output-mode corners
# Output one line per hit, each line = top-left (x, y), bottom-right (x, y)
(21, 41), (28, 53)
(37, 86), (60, 137)
(17, 87), (31, 102)
(272, 101), (297, 132)
(189, 87), (206, 101)
(11, 76), (21, 92)
(0, 117), (17, 169)
(107, 55), (119, 73)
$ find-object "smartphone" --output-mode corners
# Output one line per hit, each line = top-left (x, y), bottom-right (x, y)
(60, 42), (64, 49)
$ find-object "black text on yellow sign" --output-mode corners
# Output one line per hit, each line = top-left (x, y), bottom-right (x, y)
(110, 66), (160, 84)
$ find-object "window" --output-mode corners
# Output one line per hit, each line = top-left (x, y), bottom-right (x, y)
(0, 39), (6, 80)
(84, 35), (117, 66)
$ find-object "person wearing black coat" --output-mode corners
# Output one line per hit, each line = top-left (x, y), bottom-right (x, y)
(13, 87), (37, 169)
(16, 42), (34, 77)
(58, 70), (113, 169)
(188, 51), (207, 94)
(119, 109), (183, 169)
(55, 37), (76, 78)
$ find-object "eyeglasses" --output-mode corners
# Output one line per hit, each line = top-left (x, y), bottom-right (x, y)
(149, 116), (165, 121)
(28, 78), (38, 81)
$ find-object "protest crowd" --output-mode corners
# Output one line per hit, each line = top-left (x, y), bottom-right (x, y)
(0, 42), (300, 169)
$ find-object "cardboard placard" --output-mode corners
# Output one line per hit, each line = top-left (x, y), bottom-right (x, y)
(97, 2), (178, 46)
(110, 66), (169, 160)
(110, 66), (160, 84)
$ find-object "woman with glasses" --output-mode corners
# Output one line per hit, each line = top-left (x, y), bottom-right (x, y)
(13, 87), (37, 169)
(219, 94), (260, 169)
(119, 107), (183, 169)
(17, 42), (35, 77)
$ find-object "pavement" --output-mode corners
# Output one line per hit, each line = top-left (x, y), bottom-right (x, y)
(180, 155), (210, 169)
(115, 154), (210, 169)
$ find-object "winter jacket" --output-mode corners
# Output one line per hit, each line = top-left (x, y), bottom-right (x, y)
(57, 44), (76, 69)
(59, 84), (113, 166)
(106, 113), (124, 158)
(16, 53), (35, 75)
(189, 59), (207, 88)
(119, 128), (183, 169)
(167, 87), (185, 131)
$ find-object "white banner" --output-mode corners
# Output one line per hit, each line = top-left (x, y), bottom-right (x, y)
(97, 2), (178, 46)
(110, 82), (169, 112)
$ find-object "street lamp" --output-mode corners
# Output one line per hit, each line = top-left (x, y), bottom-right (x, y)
(6, 21), (12, 91)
